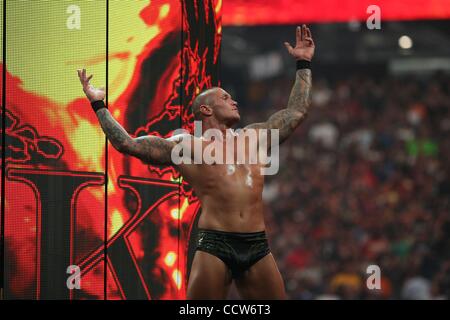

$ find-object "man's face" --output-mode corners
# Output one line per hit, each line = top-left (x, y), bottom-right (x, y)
(210, 88), (240, 124)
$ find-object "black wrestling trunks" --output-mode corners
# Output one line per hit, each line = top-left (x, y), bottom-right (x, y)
(195, 228), (271, 279)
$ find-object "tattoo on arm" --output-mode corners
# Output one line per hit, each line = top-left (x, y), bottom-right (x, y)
(126, 136), (175, 165)
(287, 69), (312, 115)
(95, 108), (174, 165)
(246, 69), (312, 144)
(267, 69), (312, 142)
(95, 108), (133, 151)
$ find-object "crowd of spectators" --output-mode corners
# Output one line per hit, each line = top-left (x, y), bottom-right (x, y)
(228, 70), (450, 299)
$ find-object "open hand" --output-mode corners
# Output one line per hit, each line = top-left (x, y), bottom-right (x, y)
(77, 68), (105, 102)
(284, 25), (315, 62)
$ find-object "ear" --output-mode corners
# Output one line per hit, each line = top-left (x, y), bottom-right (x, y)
(199, 104), (213, 117)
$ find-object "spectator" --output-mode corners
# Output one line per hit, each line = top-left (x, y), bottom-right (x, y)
(244, 71), (450, 299)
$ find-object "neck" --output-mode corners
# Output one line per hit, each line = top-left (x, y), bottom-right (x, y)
(199, 118), (232, 136)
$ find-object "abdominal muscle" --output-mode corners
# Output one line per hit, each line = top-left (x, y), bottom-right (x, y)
(182, 163), (266, 233)
(198, 195), (266, 232)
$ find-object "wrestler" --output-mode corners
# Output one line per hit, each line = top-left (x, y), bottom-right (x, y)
(77, 25), (314, 299)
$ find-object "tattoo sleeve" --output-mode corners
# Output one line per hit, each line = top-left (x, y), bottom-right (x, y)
(95, 108), (174, 165)
(246, 69), (312, 144)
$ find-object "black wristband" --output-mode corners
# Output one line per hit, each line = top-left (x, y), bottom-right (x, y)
(91, 100), (107, 112)
(296, 60), (311, 70)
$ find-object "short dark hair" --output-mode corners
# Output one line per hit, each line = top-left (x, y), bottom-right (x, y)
(191, 87), (220, 120)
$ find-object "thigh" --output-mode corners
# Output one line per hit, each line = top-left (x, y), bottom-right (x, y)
(235, 253), (286, 300)
(187, 250), (233, 300)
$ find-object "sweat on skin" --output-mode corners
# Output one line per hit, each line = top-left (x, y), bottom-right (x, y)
(77, 24), (315, 300)
(169, 121), (280, 176)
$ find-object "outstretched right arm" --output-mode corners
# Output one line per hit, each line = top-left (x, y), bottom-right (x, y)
(77, 68), (178, 165)
(95, 108), (176, 165)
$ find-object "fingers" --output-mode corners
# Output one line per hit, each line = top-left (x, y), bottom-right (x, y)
(77, 69), (86, 86)
(296, 26), (302, 44)
(306, 37), (315, 47)
(284, 42), (294, 55)
(77, 68), (95, 87)
(77, 68), (86, 81)
(305, 27), (314, 46)
(306, 26), (312, 39)
(305, 26), (314, 46)
(296, 24), (312, 45)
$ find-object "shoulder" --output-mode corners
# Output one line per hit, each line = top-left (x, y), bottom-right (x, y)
(243, 122), (267, 130)
(166, 133), (194, 143)
(166, 133), (204, 151)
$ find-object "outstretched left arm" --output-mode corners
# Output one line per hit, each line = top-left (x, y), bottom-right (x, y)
(246, 25), (314, 144)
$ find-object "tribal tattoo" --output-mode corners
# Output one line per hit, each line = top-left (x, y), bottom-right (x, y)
(95, 108), (175, 165)
(246, 68), (312, 144)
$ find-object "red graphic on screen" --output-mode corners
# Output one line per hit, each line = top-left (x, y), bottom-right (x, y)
(1, 109), (63, 164)
(222, 0), (450, 25)
(2, 0), (221, 300)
